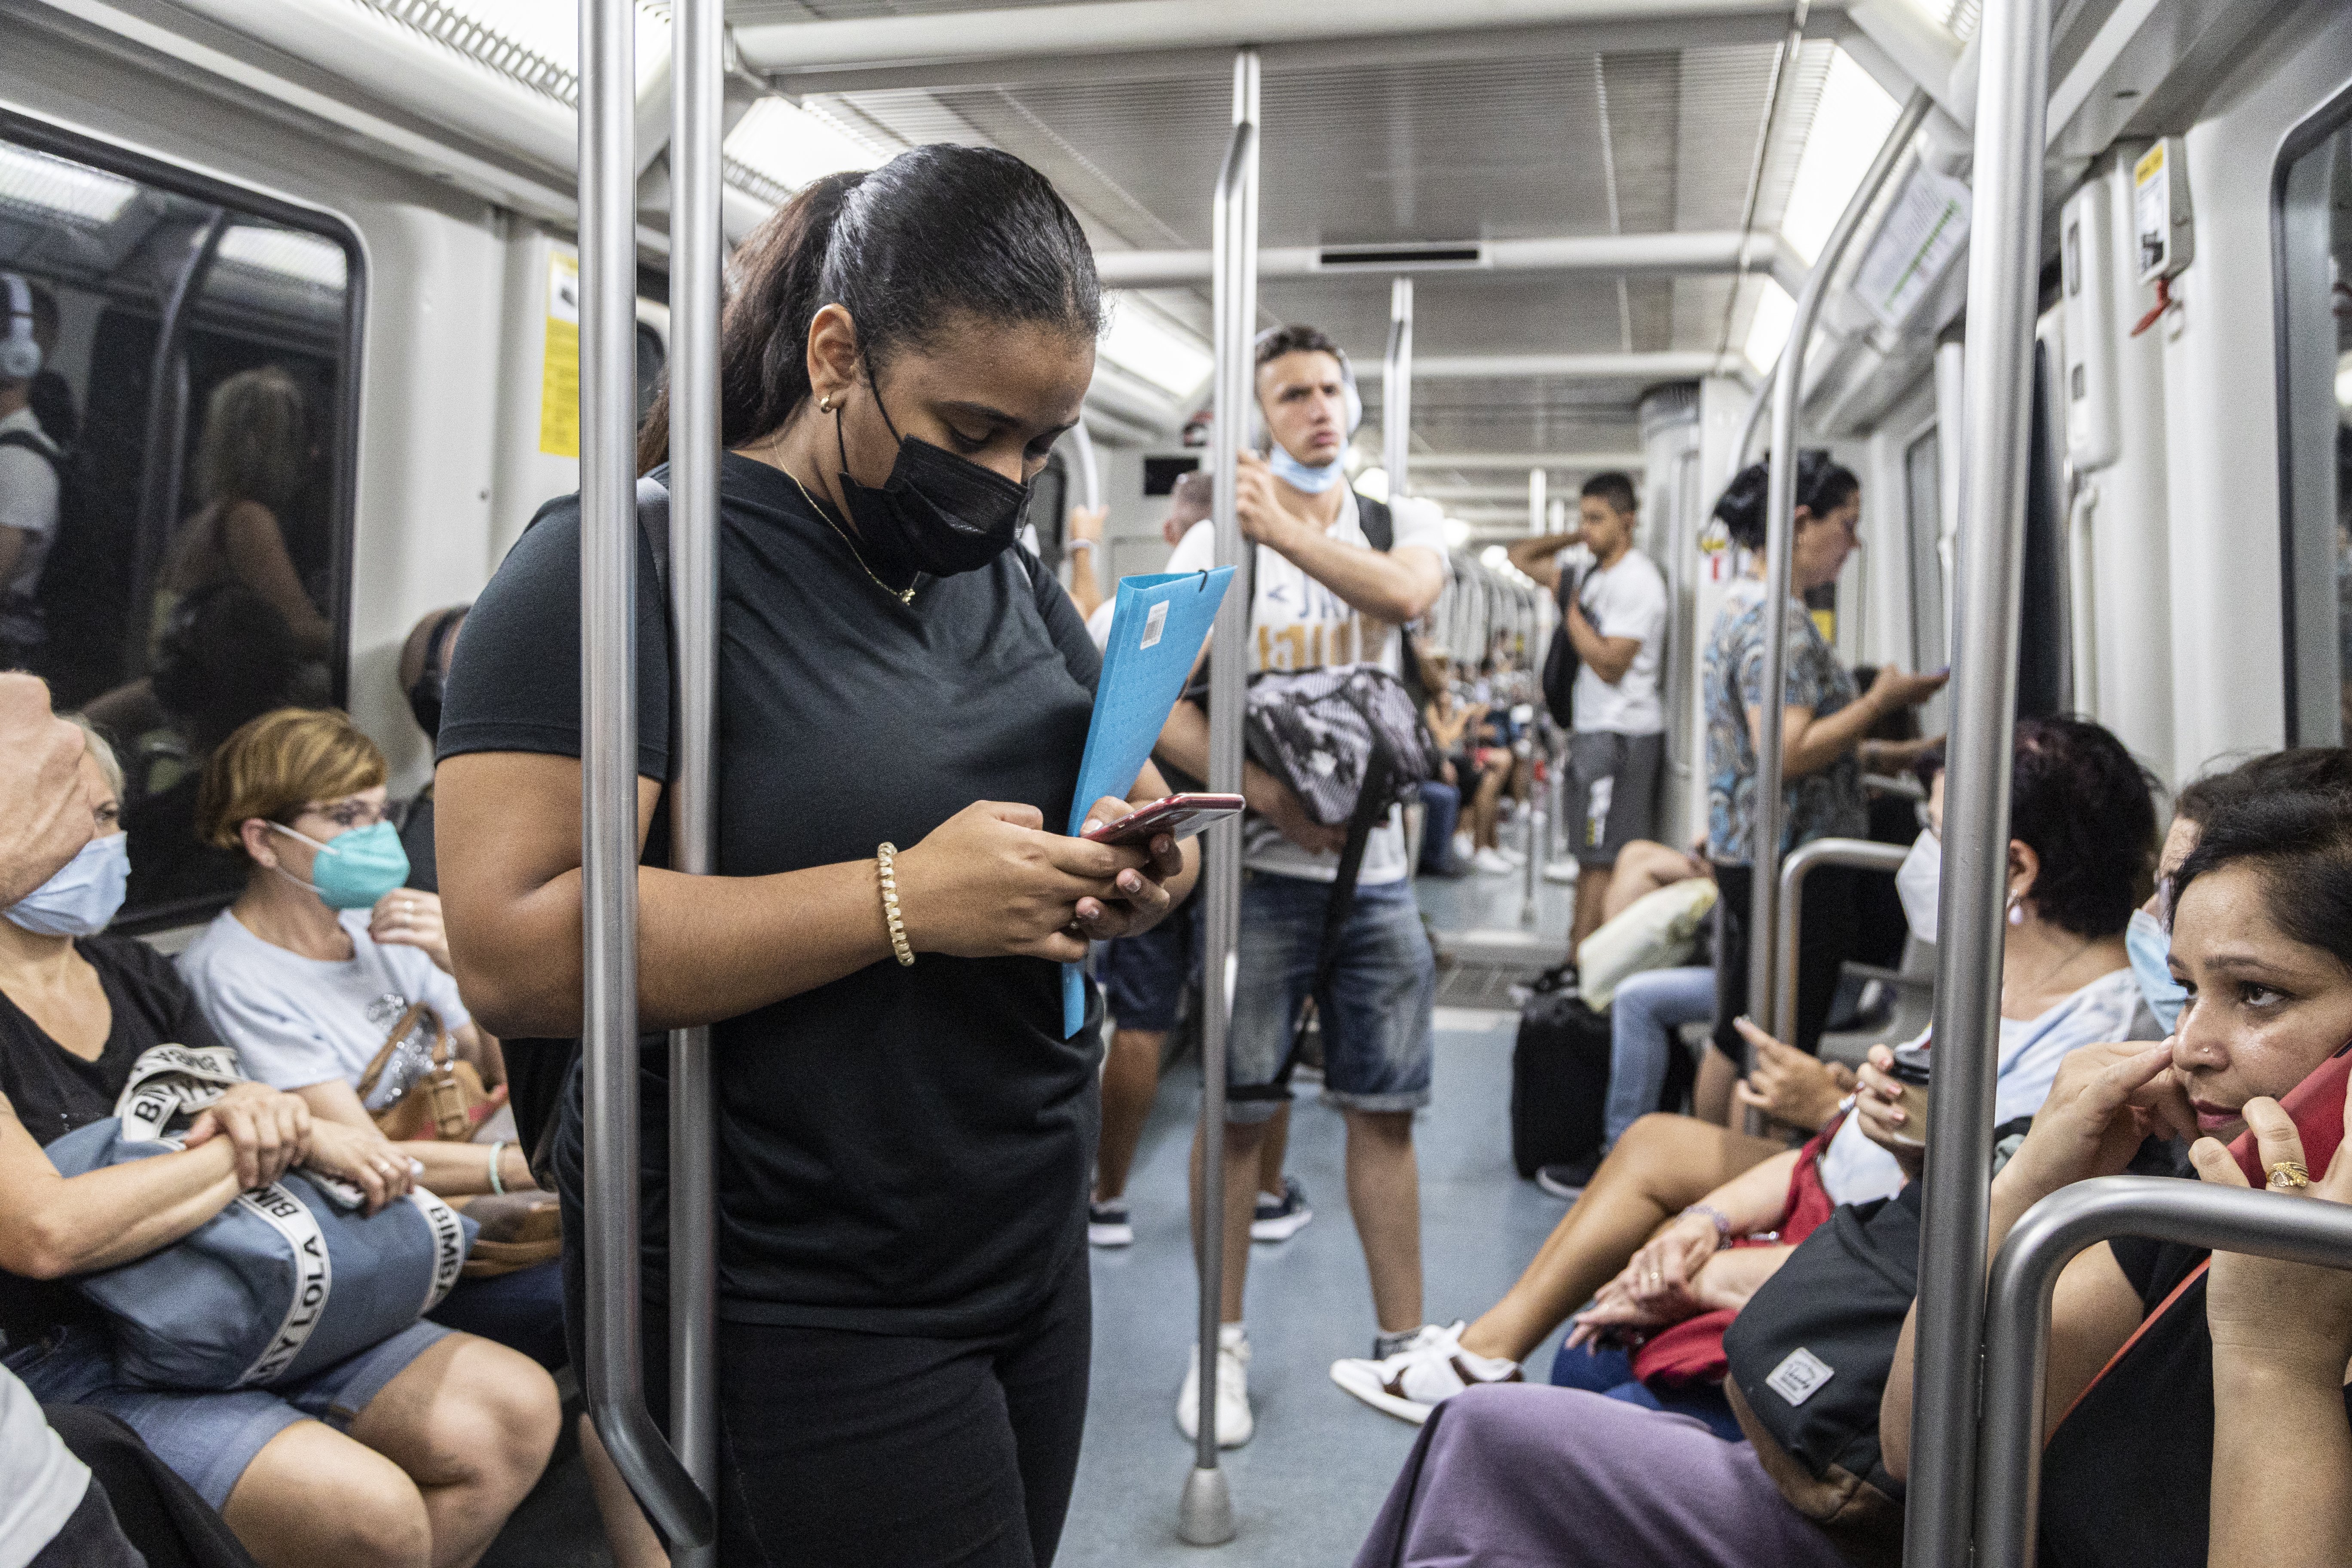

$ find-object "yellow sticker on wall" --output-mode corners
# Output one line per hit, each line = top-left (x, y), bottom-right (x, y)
(539, 251), (581, 458)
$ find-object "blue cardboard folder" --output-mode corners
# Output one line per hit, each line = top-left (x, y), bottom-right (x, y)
(1062, 566), (1235, 1036)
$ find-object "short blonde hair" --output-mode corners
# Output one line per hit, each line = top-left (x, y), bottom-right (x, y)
(64, 714), (124, 803)
(197, 707), (386, 854)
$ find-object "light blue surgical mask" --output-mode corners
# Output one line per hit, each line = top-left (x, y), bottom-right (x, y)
(2126, 907), (2187, 1032)
(1267, 444), (1346, 494)
(270, 819), (410, 911)
(5, 833), (130, 937)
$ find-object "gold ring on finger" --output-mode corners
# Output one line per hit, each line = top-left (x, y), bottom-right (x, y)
(2268, 1160), (2312, 1191)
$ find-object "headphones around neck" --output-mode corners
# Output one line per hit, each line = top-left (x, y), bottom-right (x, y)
(1251, 327), (1363, 452)
(1, 275), (41, 383)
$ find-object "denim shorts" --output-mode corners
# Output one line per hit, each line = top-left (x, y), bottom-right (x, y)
(6, 1318), (452, 1510)
(1225, 872), (1436, 1123)
(1096, 909), (1195, 1033)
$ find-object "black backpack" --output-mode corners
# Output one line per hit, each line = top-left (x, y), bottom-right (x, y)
(1507, 968), (1697, 1178)
(1539, 564), (1584, 729)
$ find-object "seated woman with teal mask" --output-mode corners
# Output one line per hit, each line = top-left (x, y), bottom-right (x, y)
(2132, 748), (2352, 1031)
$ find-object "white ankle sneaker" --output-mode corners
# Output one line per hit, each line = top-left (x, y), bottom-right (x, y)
(1176, 1328), (1255, 1448)
(1330, 1321), (1521, 1425)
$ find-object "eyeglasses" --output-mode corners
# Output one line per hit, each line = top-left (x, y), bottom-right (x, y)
(299, 797), (385, 833)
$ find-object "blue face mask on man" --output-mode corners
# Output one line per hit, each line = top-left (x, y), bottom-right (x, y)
(1267, 444), (1347, 495)
(6, 833), (130, 937)
(2125, 906), (2187, 1032)
(270, 820), (411, 911)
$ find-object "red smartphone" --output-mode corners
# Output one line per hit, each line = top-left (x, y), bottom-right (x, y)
(1082, 793), (1245, 846)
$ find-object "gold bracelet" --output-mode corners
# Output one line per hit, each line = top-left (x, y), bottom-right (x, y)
(876, 842), (915, 967)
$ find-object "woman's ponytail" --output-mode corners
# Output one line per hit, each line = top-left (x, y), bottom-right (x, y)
(637, 172), (863, 474)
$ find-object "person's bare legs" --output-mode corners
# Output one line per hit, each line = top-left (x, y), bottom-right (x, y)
(1254, 1099), (1292, 1203)
(1571, 864), (1612, 948)
(1694, 1044), (1742, 1127)
(1192, 1113), (1271, 1322)
(1344, 1108), (1424, 1334)
(224, 1334), (560, 1568)
(1604, 841), (1705, 923)
(1094, 1026), (1166, 1203)
(579, 1416), (668, 1568)
(1470, 763), (1509, 850)
(1455, 1114), (1782, 1364)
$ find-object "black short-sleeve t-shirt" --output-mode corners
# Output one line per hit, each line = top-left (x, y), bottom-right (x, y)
(438, 454), (1106, 1336)
(0, 935), (230, 1352)
(2039, 1226), (2352, 1568)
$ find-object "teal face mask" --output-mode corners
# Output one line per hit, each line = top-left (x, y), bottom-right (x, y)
(1268, 444), (1347, 494)
(270, 819), (410, 910)
(2125, 907), (2186, 1033)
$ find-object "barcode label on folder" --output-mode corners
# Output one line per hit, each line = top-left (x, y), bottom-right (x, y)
(1140, 600), (1169, 649)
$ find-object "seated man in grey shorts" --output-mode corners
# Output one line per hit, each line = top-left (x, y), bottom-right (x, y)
(1507, 472), (1669, 946)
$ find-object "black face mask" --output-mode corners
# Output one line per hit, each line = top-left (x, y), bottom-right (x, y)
(835, 381), (1032, 580)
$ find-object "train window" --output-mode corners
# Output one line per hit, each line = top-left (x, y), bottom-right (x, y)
(0, 116), (361, 930)
(1905, 428), (1947, 676)
(2276, 104), (2352, 743)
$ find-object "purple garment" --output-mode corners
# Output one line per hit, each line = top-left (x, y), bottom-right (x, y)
(1354, 1384), (1850, 1568)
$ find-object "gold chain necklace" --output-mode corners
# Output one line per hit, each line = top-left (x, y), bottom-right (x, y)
(784, 468), (915, 607)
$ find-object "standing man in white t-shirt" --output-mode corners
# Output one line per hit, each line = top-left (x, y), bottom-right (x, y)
(1155, 325), (1451, 1447)
(1507, 472), (1669, 946)
(0, 276), (62, 671)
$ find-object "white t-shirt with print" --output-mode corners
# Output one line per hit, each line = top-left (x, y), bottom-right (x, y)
(1816, 966), (2151, 1206)
(1570, 548), (1668, 736)
(177, 907), (472, 1103)
(1164, 489), (1450, 884)
(0, 408), (60, 612)
(0, 1366), (87, 1568)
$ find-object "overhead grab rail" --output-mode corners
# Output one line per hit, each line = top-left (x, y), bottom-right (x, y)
(663, 0), (723, 1564)
(1178, 44), (1258, 1551)
(1905, 0), (2055, 1558)
(1743, 87), (1932, 1057)
(1973, 1178), (2352, 1568)
(579, 0), (715, 1548)
(1770, 837), (1910, 1046)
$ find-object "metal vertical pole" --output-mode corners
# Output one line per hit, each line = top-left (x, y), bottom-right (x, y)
(665, 0), (722, 1562)
(1744, 89), (1931, 1051)
(580, 0), (712, 1548)
(1069, 420), (1104, 511)
(1179, 45), (1256, 1551)
(1382, 277), (1413, 496)
(1905, 0), (2051, 1559)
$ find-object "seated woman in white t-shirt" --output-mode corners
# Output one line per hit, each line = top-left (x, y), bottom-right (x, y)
(1331, 716), (2162, 1426)
(174, 708), (528, 1200)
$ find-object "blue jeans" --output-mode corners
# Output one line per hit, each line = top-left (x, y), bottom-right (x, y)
(1225, 872), (1437, 1124)
(1548, 1338), (1744, 1442)
(1600, 966), (1718, 1147)
(1417, 781), (1461, 874)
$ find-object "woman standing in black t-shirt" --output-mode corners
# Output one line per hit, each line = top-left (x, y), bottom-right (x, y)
(434, 146), (1195, 1566)
(1879, 785), (2352, 1565)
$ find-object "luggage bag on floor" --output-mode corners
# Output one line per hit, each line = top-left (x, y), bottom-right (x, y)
(1509, 981), (1613, 1179)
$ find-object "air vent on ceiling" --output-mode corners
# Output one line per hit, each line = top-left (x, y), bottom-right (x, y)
(1314, 244), (1488, 272)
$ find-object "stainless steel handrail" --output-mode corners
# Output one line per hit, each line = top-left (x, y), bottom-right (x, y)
(1905, 0), (2054, 1556)
(1744, 87), (1932, 1070)
(664, 0), (722, 1562)
(1178, 44), (1256, 1550)
(1974, 1177), (2352, 1568)
(124, 209), (230, 680)
(1770, 836), (1909, 1046)
(579, 0), (713, 1547)
(1069, 420), (1103, 511)
(1382, 277), (1413, 499)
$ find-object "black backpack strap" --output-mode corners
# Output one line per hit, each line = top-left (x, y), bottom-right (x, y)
(1228, 687), (1399, 1105)
(0, 428), (59, 475)
(1357, 495), (1393, 553)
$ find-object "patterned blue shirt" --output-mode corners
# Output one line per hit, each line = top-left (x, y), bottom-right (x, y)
(1704, 580), (1866, 864)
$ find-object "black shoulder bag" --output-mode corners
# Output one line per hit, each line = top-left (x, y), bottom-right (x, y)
(1539, 561), (1583, 729)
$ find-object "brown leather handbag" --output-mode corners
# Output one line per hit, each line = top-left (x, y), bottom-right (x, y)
(357, 1001), (490, 1142)
(356, 1003), (561, 1277)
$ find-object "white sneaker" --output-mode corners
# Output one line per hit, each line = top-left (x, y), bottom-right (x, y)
(1453, 831), (1476, 863)
(1088, 1198), (1133, 1248)
(1330, 1321), (1522, 1425)
(1176, 1328), (1254, 1448)
(1498, 844), (1528, 866)
(1543, 858), (1580, 885)
(1472, 848), (1515, 875)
